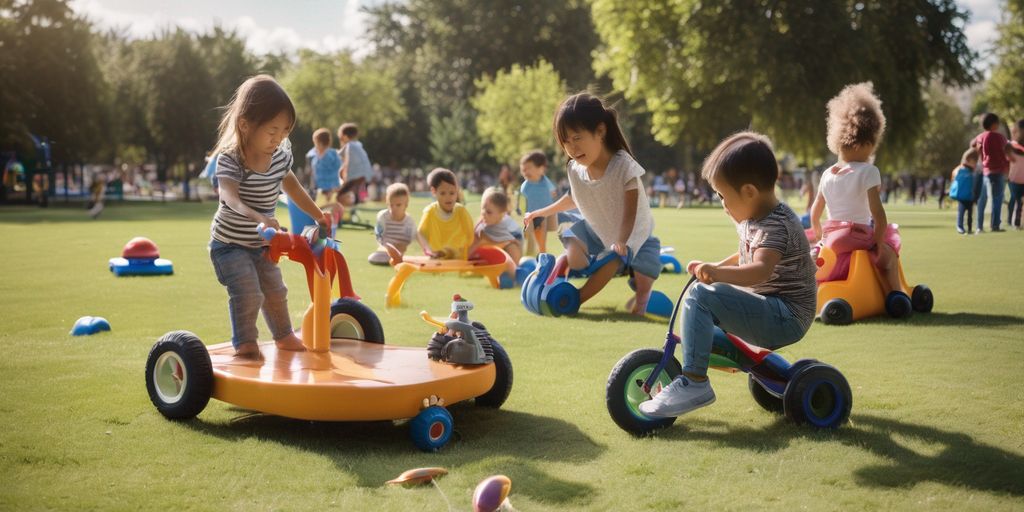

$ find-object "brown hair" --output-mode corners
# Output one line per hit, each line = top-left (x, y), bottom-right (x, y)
(960, 147), (979, 166)
(385, 182), (409, 202)
(554, 92), (633, 158)
(313, 128), (331, 146)
(339, 123), (359, 139)
(482, 187), (510, 211)
(427, 167), (457, 189)
(701, 131), (779, 192)
(211, 75), (296, 166)
(826, 82), (886, 155)
(520, 150), (548, 168)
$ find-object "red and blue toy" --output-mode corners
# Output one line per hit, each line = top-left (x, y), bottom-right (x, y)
(109, 237), (173, 276)
(606, 276), (852, 435)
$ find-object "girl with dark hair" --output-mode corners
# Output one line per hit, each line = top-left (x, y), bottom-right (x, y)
(524, 93), (661, 315)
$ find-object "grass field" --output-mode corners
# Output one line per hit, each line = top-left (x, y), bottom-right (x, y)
(1, 197), (1022, 511)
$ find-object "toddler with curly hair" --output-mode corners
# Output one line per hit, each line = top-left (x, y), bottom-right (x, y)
(809, 83), (911, 313)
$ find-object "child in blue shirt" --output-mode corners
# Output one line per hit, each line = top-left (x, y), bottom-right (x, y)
(518, 151), (557, 253)
(949, 148), (979, 234)
(309, 128), (342, 215)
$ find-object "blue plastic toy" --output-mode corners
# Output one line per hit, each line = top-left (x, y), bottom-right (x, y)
(521, 252), (674, 318)
(109, 237), (173, 276)
(71, 316), (111, 336)
(659, 247), (683, 274)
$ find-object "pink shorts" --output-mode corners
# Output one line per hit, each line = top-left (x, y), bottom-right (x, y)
(822, 220), (901, 256)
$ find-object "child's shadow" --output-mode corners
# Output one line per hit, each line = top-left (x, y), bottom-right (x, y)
(575, 306), (662, 324)
(855, 311), (1024, 328)
(182, 405), (602, 505)
(657, 414), (1024, 496)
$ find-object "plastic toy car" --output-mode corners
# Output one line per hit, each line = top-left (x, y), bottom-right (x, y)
(144, 225), (513, 451)
(606, 276), (852, 436)
(814, 245), (933, 325)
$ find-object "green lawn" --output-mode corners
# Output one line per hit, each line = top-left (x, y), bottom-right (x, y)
(1, 198), (1022, 511)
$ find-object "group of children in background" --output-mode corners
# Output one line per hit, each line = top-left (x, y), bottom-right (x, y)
(949, 114), (1024, 234)
(203, 73), (952, 420)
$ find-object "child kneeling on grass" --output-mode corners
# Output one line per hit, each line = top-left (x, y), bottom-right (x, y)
(640, 132), (817, 417)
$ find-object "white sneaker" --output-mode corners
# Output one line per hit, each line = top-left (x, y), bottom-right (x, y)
(638, 376), (716, 418)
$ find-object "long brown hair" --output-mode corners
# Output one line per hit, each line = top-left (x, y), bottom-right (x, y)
(211, 75), (296, 166)
(553, 92), (633, 159)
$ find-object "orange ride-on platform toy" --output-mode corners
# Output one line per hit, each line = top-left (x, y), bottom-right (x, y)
(386, 246), (515, 307)
(814, 246), (933, 325)
(145, 225), (513, 451)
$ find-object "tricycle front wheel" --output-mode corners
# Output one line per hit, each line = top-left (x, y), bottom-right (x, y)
(606, 349), (681, 436)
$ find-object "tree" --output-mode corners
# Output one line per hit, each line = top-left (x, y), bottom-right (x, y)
(429, 103), (492, 172)
(472, 60), (566, 166)
(198, 25), (258, 106)
(913, 84), (973, 176)
(282, 50), (405, 135)
(981, 0), (1024, 122)
(590, 0), (979, 168)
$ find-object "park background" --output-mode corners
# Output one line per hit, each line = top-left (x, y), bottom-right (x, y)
(1, 0), (1023, 511)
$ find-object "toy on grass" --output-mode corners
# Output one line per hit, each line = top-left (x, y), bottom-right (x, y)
(109, 237), (173, 276)
(385, 246), (515, 308)
(386, 467), (449, 485)
(606, 276), (852, 436)
(144, 228), (513, 452)
(658, 247), (683, 274)
(473, 475), (513, 512)
(71, 316), (110, 336)
(811, 226), (933, 325)
(520, 252), (674, 319)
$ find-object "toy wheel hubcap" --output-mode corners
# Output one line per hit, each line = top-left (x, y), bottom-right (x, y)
(805, 381), (840, 422)
(624, 364), (672, 419)
(330, 314), (364, 339)
(154, 352), (187, 404)
(429, 421), (445, 441)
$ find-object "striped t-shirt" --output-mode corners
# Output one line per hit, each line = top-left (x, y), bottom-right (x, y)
(210, 148), (292, 247)
(375, 209), (416, 247)
(737, 202), (818, 330)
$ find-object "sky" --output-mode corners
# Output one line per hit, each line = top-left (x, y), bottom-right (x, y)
(69, 0), (1005, 68)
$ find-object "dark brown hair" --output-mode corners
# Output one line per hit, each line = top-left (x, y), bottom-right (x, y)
(339, 123), (359, 139)
(520, 150), (548, 168)
(427, 167), (457, 189)
(212, 75), (296, 165)
(313, 128), (331, 146)
(554, 93), (633, 158)
(702, 131), (779, 192)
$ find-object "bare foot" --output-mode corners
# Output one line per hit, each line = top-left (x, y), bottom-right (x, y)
(234, 341), (262, 359)
(275, 333), (307, 351)
(629, 297), (649, 316)
(384, 243), (403, 266)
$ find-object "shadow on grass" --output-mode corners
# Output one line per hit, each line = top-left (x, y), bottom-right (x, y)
(854, 311), (1024, 328)
(575, 306), (663, 324)
(0, 202), (216, 224)
(657, 414), (1023, 496)
(181, 406), (601, 505)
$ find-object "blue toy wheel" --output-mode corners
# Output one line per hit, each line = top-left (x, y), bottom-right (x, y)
(885, 291), (913, 319)
(783, 363), (852, 429)
(911, 285), (933, 313)
(522, 253), (556, 315)
(541, 281), (580, 317)
(409, 405), (454, 452)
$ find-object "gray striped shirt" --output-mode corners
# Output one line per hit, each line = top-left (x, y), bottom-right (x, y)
(210, 148), (292, 248)
(737, 202), (818, 330)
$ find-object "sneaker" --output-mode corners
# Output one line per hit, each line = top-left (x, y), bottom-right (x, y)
(992, 227), (1005, 232)
(956, 227), (965, 235)
(974, 229), (984, 235)
(638, 376), (716, 418)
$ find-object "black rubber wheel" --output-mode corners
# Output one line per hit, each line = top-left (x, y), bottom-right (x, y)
(911, 285), (934, 313)
(748, 375), (784, 414)
(145, 330), (213, 420)
(474, 338), (513, 408)
(820, 298), (853, 325)
(783, 363), (852, 429)
(606, 349), (682, 436)
(885, 291), (913, 319)
(329, 298), (384, 343)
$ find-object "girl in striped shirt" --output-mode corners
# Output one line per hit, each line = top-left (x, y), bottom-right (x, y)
(209, 75), (329, 358)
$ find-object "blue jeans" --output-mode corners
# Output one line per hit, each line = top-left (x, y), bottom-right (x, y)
(681, 283), (807, 377)
(976, 173), (1007, 230)
(1007, 182), (1024, 227)
(956, 200), (974, 232)
(209, 240), (293, 348)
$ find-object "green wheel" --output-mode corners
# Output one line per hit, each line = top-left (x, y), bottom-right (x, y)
(606, 349), (681, 435)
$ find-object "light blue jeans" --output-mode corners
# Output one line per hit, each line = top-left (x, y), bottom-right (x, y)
(209, 240), (293, 348)
(682, 283), (807, 377)
(976, 173), (1006, 230)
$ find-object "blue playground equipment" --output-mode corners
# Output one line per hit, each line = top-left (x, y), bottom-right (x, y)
(71, 316), (111, 336)
(520, 252), (674, 318)
(109, 237), (173, 276)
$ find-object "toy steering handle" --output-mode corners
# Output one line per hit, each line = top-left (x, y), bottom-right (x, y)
(420, 311), (447, 333)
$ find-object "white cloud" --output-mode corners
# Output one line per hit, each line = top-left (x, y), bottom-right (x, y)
(69, 0), (368, 56)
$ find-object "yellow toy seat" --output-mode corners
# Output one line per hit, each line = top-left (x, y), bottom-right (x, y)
(816, 248), (932, 325)
(386, 246), (514, 307)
